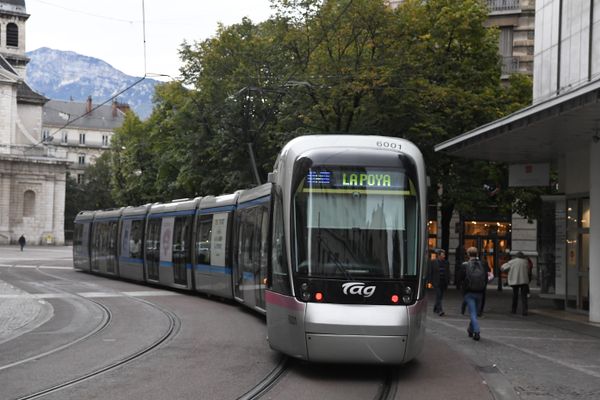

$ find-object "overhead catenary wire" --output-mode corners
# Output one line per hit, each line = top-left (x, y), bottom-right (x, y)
(26, 0), (149, 151)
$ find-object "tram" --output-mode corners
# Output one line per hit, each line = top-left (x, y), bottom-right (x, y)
(73, 134), (428, 364)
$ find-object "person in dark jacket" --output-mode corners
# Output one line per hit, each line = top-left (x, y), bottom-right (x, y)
(456, 247), (485, 341)
(18, 235), (26, 251)
(428, 249), (449, 316)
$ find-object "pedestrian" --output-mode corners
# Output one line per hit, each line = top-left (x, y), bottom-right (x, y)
(456, 246), (486, 341)
(427, 249), (449, 316)
(478, 258), (490, 317)
(18, 234), (26, 251)
(501, 251), (530, 315)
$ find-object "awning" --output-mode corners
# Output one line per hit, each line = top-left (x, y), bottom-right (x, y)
(434, 79), (600, 164)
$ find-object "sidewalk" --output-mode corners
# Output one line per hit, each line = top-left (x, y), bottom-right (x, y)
(426, 286), (600, 400)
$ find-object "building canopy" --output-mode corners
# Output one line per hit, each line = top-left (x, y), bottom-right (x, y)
(434, 79), (600, 164)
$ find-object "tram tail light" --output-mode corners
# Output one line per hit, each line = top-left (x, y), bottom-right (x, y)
(391, 294), (399, 304)
(315, 292), (324, 301)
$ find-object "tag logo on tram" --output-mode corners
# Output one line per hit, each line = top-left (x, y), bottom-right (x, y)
(342, 282), (376, 298)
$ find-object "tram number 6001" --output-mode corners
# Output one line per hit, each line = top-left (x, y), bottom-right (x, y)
(376, 141), (402, 151)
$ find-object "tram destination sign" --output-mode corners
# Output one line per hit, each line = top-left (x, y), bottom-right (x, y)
(306, 169), (409, 191)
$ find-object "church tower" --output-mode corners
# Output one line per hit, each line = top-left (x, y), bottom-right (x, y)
(0, 0), (68, 246)
(0, 0), (29, 78)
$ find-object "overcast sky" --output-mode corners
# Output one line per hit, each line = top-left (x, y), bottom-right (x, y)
(26, 0), (274, 80)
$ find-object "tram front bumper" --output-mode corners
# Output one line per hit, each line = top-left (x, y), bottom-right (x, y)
(304, 303), (411, 364)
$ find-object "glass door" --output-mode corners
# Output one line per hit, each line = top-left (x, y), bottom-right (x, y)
(462, 219), (511, 290)
(565, 198), (590, 311)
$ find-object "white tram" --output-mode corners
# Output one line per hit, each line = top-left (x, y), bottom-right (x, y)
(73, 135), (428, 364)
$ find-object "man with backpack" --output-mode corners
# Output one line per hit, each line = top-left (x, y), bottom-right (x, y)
(456, 246), (487, 341)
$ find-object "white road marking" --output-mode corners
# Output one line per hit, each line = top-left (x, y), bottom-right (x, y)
(0, 290), (180, 300)
(0, 265), (72, 270)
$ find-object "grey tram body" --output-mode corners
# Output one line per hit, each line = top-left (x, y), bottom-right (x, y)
(73, 134), (427, 364)
(265, 135), (428, 364)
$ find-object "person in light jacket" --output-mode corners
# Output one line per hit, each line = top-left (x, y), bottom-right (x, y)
(501, 251), (530, 316)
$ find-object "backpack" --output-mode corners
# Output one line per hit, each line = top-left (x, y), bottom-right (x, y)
(464, 260), (486, 292)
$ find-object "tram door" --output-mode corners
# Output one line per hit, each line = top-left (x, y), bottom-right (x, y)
(234, 203), (269, 310)
(145, 218), (161, 282)
(172, 216), (191, 286)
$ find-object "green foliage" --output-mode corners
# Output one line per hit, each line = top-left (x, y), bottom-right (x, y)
(64, 152), (117, 233)
(102, 0), (539, 228)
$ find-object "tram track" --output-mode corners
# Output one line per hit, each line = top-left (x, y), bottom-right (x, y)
(6, 267), (181, 400)
(373, 368), (399, 400)
(236, 355), (289, 400)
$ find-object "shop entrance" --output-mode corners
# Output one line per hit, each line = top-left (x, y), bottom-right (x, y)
(461, 219), (511, 289)
(566, 198), (590, 311)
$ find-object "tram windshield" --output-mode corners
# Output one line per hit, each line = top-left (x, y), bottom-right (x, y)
(294, 166), (420, 279)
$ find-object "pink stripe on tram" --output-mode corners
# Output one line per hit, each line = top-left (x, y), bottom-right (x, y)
(265, 291), (306, 311)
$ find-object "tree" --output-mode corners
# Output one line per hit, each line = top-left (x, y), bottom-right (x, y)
(109, 0), (537, 239)
(64, 152), (117, 237)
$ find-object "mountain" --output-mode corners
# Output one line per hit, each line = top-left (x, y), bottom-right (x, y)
(25, 47), (159, 119)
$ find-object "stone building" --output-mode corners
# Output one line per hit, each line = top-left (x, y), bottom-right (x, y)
(42, 97), (126, 184)
(0, 0), (68, 245)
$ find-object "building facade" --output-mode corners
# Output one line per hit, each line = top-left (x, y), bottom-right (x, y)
(436, 0), (600, 322)
(42, 97), (126, 184)
(0, 0), (68, 245)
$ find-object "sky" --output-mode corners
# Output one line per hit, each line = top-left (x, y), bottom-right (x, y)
(25, 0), (275, 80)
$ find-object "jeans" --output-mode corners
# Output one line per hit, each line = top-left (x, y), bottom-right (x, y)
(464, 292), (483, 334)
(434, 286), (445, 313)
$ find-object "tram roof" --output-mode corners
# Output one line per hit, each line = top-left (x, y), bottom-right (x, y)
(238, 183), (271, 204)
(74, 210), (96, 222)
(148, 197), (200, 214)
(199, 192), (239, 210)
(121, 203), (153, 218)
(93, 208), (124, 220)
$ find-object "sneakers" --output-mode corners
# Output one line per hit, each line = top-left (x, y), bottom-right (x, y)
(467, 329), (473, 338)
(473, 332), (480, 341)
(438, 311), (445, 316)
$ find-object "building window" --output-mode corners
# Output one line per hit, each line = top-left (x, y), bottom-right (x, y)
(42, 129), (50, 142)
(23, 190), (35, 217)
(77, 173), (84, 184)
(102, 135), (109, 146)
(79, 133), (86, 145)
(62, 132), (68, 144)
(499, 27), (516, 75)
(6, 23), (18, 47)
(78, 154), (86, 165)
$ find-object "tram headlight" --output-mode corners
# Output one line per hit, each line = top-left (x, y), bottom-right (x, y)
(301, 291), (311, 301)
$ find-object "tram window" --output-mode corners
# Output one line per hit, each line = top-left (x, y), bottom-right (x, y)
(74, 224), (83, 247)
(129, 220), (143, 259)
(270, 192), (291, 294)
(293, 167), (419, 279)
(196, 215), (213, 265)
(259, 205), (269, 274)
(174, 216), (192, 260)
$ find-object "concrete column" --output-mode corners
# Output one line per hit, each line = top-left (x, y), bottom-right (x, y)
(590, 141), (600, 323)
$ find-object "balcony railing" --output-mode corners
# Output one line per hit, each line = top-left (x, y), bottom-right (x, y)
(501, 56), (520, 76)
(487, 0), (520, 12)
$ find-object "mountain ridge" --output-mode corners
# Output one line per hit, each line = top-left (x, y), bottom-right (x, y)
(25, 47), (158, 119)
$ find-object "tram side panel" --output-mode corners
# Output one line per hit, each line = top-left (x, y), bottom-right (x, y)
(194, 210), (234, 299)
(90, 218), (120, 276)
(232, 189), (271, 313)
(265, 188), (309, 360)
(147, 213), (195, 290)
(73, 212), (94, 271)
(118, 216), (146, 282)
